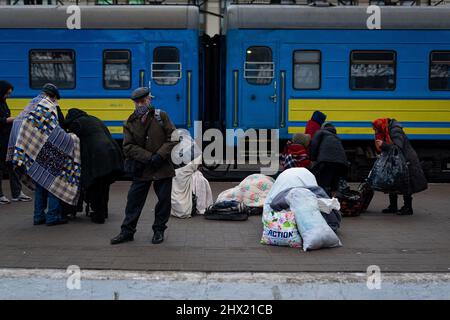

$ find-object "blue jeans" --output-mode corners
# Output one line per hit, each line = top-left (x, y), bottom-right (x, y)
(34, 185), (62, 224)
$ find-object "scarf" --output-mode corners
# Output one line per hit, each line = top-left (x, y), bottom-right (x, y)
(373, 118), (392, 152)
(134, 102), (156, 124)
(134, 102), (152, 123)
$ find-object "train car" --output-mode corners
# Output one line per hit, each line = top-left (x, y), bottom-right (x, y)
(0, 5), (201, 138)
(223, 5), (450, 179)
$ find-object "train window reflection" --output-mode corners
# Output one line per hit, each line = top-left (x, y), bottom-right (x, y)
(430, 51), (450, 91)
(103, 50), (131, 90)
(293, 50), (321, 90)
(245, 46), (274, 85)
(350, 50), (396, 90)
(152, 47), (181, 86)
(29, 50), (75, 89)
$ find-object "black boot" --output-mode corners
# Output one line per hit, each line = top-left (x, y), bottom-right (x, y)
(110, 233), (134, 245)
(382, 194), (398, 213)
(398, 195), (413, 215)
(152, 230), (164, 244)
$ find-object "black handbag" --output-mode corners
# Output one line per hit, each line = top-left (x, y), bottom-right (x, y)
(204, 200), (249, 221)
(367, 145), (409, 194)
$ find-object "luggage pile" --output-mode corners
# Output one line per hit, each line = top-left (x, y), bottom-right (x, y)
(260, 168), (343, 251)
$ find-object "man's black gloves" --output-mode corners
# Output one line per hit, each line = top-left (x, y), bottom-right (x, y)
(149, 153), (163, 169)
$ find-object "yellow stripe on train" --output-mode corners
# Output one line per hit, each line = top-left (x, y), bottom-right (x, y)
(288, 126), (450, 135)
(288, 99), (450, 122)
(8, 98), (134, 121)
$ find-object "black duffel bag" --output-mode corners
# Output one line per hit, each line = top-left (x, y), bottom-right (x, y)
(204, 200), (249, 221)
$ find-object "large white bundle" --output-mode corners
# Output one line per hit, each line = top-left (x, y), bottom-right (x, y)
(264, 168), (317, 209)
(171, 158), (199, 218)
(286, 188), (342, 251)
(192, 170), (213, 214)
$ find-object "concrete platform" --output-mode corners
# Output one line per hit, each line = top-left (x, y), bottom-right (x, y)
(0, 181), (449, 273)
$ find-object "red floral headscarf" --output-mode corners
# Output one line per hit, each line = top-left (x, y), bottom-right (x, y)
(373, 118), (392, 151)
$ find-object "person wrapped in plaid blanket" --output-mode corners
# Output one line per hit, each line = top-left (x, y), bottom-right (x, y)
(280, 133), (312, 170)
(10, 84), (81, 226)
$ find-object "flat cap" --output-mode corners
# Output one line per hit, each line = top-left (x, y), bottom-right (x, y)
(42, 83), (60, 100)
(131, 87), (154, 101)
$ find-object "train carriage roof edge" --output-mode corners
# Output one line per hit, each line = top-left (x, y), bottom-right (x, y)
(224, 5), (450, 31)
(0, 5), (200, 30)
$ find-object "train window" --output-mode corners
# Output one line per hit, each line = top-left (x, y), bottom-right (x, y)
(293, 51), (321, 90)
(152, 47), (181, 85)
(350, 51), (396, 90)
(103, 50), (131, 90)
(244, 46), (274, 85)
(430, 51), (450, 91)
(29, 50), (75, 89)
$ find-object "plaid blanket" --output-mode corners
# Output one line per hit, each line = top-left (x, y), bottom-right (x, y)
(6, 94), (45, 162)
(12, 97), (81, 205)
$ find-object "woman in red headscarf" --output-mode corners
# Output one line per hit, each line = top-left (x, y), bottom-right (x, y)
(372, 118), (427, 215)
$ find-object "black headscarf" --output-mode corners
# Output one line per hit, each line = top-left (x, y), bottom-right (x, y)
(0, 80), (13, 103)
(64, 108), (88, 127)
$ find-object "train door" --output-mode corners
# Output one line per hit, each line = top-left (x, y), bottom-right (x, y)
(238, 44), (279, 129)
(279, 45), (322, 134)
(148, 43), (186, 127)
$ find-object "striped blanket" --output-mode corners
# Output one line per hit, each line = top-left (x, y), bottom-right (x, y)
(12, 97), (81, 205)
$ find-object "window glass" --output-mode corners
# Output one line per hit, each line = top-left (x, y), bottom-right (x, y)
(152, 47), (181, 85)
(350, 51), (396, 90)
(430, 51), (450, 91)
(30, 50), (75, 89)
(293, 50), (321, 89)
(103, 50), (131, 90)
(245, 46), (274, 85)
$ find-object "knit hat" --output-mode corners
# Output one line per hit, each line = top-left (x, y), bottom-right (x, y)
(323, 122), (337, 134)
(292, 133), (311, 147)
(311, 110), (327, 125)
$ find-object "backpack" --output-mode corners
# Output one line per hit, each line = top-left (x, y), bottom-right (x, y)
(204, 200), (249, 221)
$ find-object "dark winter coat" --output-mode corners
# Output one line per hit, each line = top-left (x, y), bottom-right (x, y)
(0, 81), (13, 163)
(310, 126), (348, 167)
(381, 120), (428, 195)
(64, 108), (124, 189)
(123, 108), (177, 181)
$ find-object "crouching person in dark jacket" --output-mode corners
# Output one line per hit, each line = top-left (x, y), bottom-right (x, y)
(65, 108), (124, 224)
(310, 123), (349, 197)
(111, 87), (177, 245)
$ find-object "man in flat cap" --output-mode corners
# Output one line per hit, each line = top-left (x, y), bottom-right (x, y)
(111, 87), (177, 245)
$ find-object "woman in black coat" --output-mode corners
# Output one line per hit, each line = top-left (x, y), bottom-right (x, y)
(373, 118), (428, 215)
(310, 123), (349, 197)
(0, 81), (31, 204)
(64, 108), (124, 223)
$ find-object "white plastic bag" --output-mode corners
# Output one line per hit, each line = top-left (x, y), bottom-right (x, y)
(261, 209), (302, 248)
(317, 197), (341, 214)
(286, 188), (342, 251)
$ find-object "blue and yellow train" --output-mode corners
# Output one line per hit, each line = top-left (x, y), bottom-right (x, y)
(0, 5), (201, 138)
(0, 4), (450, 179)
